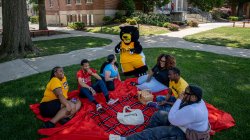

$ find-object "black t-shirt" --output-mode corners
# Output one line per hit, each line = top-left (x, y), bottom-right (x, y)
(152, 65), (169, 86)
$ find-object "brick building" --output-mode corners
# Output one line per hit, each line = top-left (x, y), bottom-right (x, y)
(45, 0), (142, 26)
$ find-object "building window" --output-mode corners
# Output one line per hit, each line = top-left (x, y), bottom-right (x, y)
(76, 0), (81, 4)
(86, 0), (93, 4)
(66, 0), (71, 5)
(49, 0), (53, 7)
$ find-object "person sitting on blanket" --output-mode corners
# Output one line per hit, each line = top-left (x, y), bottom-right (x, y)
(147, 67), (188, 112)
(131, 54), (176, 93)
(39, 66), (82, 128)
(100, 54), (121, 91)
(110, 85), (210, 140)
(77, 59), (119, 112)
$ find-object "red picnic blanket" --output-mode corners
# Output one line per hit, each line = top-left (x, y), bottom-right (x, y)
(30, 78), (235, 139)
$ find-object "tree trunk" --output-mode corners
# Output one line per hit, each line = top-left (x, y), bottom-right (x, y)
(0, 0), (33, 59)
(231, 5), (237, 16)
(38, 0), (47, 30)
(237, 1), (244, 17)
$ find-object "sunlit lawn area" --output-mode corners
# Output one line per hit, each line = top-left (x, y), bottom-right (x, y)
(29, 36), (112, 57)
(0, 48), (249, 139)
(86, 24), (169, 36)
(184, 27), (250, 49)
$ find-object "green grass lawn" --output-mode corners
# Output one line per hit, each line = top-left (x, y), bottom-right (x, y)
(0, 48), (249, 139)
(29, 36), (112, 57)
(184, 27), (250, 49)
(86, 24), (169, 36)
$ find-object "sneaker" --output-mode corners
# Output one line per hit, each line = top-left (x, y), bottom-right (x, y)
(58, 117), (71, 125)
(146, 101), (158, 108)
(96, 104), (103, 112)
(130, 82), (138, 86)
(107, 98), (119, 105)
(43, 121), (55, 128)
(109, 134), (121, 140)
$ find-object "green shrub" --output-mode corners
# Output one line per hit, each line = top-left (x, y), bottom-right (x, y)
(172, 21), (185, 26)
(131, 12), (171, 27)
(168, 24), (179, 31)
(126, 18), (137, 25)
(115, 11), (123, 20)
(120, 16), (128, 23)
(114, 19), (121, 23)
(187, 21), (198, 27)
(103, 16), (113, 23)
(163, 22), (171, 28)
(228, 16), (239, 21)
(30, 16), (38, 24)
(68, 22), (85, 30)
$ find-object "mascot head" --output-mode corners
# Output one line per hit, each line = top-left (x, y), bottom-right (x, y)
(119, 26), (139, 45)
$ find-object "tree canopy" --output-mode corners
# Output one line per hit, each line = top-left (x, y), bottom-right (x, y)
(142, 0), (171, 13)
(188, 0), (224, 11)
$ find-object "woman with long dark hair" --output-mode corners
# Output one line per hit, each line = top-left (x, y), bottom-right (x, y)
(39, 66), (81, 128)
(133, 54), (176, 93)
(100, 54), (121, 91)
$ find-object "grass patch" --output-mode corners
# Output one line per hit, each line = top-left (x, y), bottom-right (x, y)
(184, 27), (250, 49)
(29, 36), (112, 57)
(86, 24), (169, 36)
(0, 48), (249, 139)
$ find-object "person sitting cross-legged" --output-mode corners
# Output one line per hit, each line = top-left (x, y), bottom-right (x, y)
(39, 66), (81, 128)
(77, 59), (119, 112)
(110, 85), (210, 140)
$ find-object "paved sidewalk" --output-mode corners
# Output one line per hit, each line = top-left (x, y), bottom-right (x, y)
(0, 22), (249, 84)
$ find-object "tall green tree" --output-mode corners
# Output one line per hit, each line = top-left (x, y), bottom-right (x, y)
(0, 0), (34, 59)
(38, 0), (47, 30)
(29, 0), (47, 30)
(121, 0), (136, 16)
(142, 0), (155, 13)
(188, 0), (224, 11)
(155, 0), (171, 8)
(141, 0), (170, 13)
(226, 0), (250, 16)
(236, 0), (250, 17)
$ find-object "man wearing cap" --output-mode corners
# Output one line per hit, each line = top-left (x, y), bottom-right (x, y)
(109, 85), (210, 140)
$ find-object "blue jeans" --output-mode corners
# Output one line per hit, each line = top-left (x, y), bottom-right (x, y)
(79, 80), (109, 102)
(137, 75), (168, 93)
(156, 96), (176, 112)
(126, 111), (185, 140)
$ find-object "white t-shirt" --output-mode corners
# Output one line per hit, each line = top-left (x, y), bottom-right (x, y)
(168, 99), (209, 132)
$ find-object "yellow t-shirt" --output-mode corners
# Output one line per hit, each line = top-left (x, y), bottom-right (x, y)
(120, 42), (143, 63)
(169, 77), (188, 98)
(40, 76), (69, 103)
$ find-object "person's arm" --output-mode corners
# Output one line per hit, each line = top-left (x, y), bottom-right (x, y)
(158, 91), (174, 106)
(146, 69), (154, 82)
(77, 75), (96, 95)
(92, 73), (102, 80)
(88, 68), (102, 80)
(104, 71), (116, 81)
(53, 88), (71, 114)
(168, 94), (196, 126)
(117, 72), (121, 81)
(77, 77), (91, 89)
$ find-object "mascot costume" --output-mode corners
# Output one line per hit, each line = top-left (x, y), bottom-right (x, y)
(115, 26), (148, 77)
